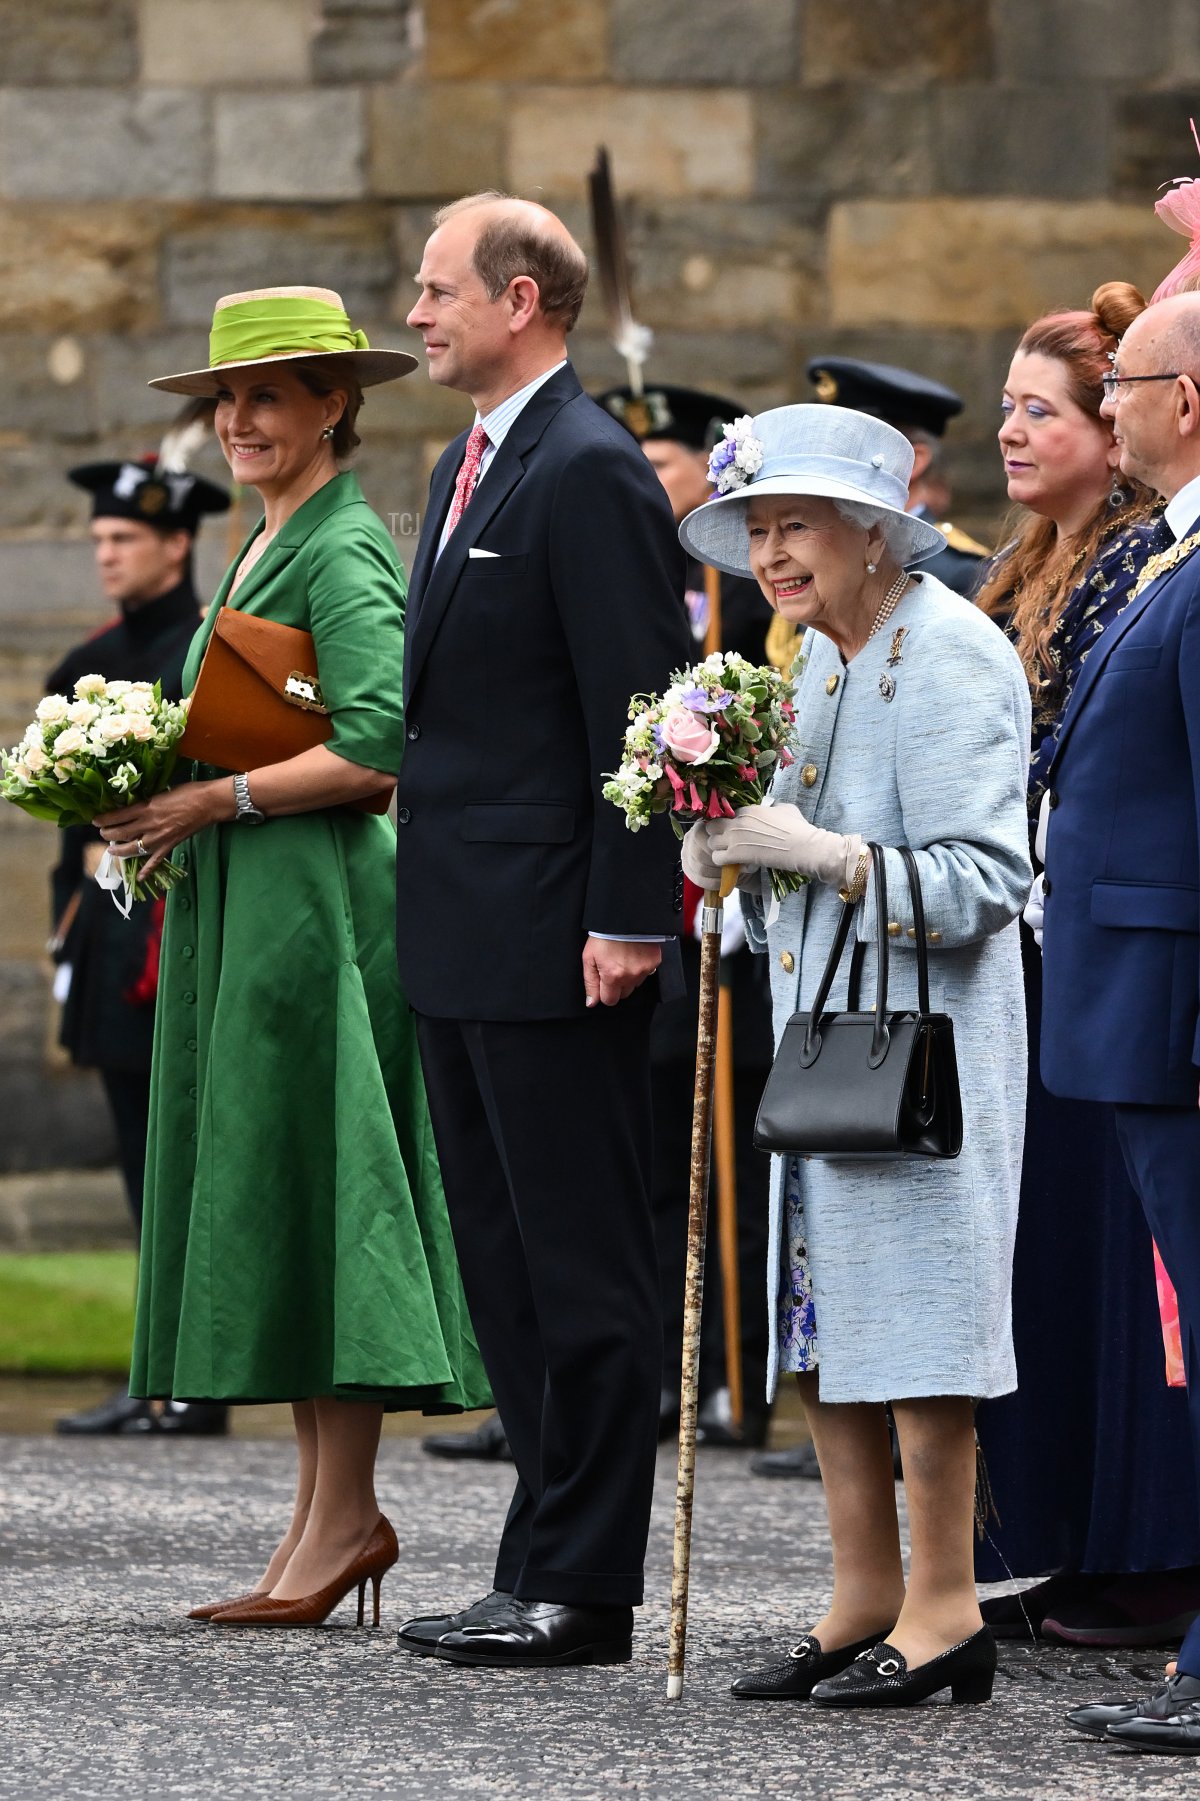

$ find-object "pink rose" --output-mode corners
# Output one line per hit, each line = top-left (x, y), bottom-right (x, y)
(661, 707), (719, 766)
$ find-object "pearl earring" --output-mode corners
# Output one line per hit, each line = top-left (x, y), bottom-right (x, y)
(866, 561), (877, 574)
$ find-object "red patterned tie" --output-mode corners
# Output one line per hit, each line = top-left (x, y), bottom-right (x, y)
(445, 421), (489, 538)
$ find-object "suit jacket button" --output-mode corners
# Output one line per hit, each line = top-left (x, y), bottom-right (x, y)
(1042, 876), (1052, 897)
(780, 951), (795, 973)
(800, 763), (818, 788)
(407, 724), (421, 742)
(397, 807), (411, 825)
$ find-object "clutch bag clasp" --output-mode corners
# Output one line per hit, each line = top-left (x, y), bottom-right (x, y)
(284, 671), (329, 714)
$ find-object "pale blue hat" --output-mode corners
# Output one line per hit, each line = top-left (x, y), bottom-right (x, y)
(678, 403), (947, 576)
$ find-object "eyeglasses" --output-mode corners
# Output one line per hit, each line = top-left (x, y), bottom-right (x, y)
(1101, 371), (1181, 400)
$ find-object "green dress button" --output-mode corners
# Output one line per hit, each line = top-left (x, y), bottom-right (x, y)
(181, 945), (194, 960)
(178, 896), (191, 912)
(185, 1037), (197, 1051)
(188, 1085), (197, 1099)
(182, 990), (196, 1005)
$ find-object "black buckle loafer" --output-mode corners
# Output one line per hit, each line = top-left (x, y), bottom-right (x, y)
(435, 1599), (633, 1668)
(811, 1627), (996, 1708)
(732, 1630), (890, 1700)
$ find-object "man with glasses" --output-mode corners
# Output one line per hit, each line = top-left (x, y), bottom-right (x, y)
(1034, 292), (1200, 1754)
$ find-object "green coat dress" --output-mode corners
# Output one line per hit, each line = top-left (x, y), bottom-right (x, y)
(129, 472), (490, 1409)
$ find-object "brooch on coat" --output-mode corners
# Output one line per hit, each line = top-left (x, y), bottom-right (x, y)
(878, 625), (908, 701)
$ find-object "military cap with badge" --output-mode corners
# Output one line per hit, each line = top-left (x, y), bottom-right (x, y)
(68, 454), (231, 534)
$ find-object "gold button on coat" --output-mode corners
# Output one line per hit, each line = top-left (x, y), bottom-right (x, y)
(825, 674), (839, 695)
(928, 930), (942, 944)
(780, 951), (795, 973)
(800, 763), (818, 788)
(887, 921), (901, 937)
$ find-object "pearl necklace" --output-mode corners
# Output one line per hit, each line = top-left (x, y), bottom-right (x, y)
(866, 569), (912, 642)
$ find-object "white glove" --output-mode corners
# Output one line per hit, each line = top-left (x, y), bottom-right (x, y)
(1023, 872), (1045, 949)
(680, 822), (723, 889)
(707, 803), (863, 891)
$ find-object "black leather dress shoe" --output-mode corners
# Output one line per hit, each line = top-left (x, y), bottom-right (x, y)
(55, 1390), (154, 1435)
(435, 1599), (634, 1668)
(157, 1401), (229, 1436)
(810, 1627), (996, 1708)
(1067, 1673), (1200, 1742)
(731, 1630), (889, 1699)
(421, 1413), (513, 1462)
(397, 1590), (514, 1656)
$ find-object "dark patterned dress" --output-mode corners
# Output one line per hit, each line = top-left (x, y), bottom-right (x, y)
(975, 515), (1200, 1579)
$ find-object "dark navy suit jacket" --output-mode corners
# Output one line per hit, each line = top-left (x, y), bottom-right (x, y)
(1041, 528), (1200, 1105)
(395, 363), (690, 1020)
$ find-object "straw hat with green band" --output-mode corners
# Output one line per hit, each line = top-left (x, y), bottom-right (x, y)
(148, 285), (417, 396)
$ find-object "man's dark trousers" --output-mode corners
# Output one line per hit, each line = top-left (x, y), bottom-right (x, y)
(417, 997), (661, 1606)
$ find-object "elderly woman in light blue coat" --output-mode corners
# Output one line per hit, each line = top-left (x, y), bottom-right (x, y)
(681, 405), (1032, 1712)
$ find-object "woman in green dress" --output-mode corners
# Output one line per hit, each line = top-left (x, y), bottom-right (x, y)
(96, 285), (489, 1627)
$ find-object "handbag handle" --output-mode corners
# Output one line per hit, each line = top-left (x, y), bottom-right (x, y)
(897, 844), (932, 1015)
(802, 842), (890, 1067)
(800, 844), (934, 1067)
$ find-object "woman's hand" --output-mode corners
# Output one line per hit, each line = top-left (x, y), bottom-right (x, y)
(680, 822), (726, 889)
(708, 803), (864, 890)
(96, 780), (233, 876)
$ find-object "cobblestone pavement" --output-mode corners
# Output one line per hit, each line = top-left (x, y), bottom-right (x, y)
(0, 1435), (1194, 1800)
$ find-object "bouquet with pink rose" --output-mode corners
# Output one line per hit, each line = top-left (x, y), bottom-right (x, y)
(602, 650), (805, 900)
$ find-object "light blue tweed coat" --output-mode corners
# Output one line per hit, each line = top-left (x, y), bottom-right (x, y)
(744, 574), (1033, 1404)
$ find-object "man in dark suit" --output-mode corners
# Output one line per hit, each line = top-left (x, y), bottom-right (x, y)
(1035, 293), (1200, 1754)
(49, 455), (230, 1437)
(393, 194), (689, 1670)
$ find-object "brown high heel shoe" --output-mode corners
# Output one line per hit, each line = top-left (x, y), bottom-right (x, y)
(211, 1516), (399, 1628)
(188, 1590), (268, 1622)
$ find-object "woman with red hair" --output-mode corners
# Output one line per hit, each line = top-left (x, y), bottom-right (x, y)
(974, 284), (1200, 1647)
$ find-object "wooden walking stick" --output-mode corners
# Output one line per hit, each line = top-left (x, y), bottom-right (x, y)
(702, 563), (743, 1431)
(667, 858), (738, 1700)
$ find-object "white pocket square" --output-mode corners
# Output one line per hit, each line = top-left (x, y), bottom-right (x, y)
(468, 547), (500, 559)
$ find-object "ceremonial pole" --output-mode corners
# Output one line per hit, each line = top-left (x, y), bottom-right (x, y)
(702, 563), (743, 1432)
(667, 857), (738, 1700)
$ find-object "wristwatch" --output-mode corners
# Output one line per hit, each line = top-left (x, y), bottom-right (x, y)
(232, 772), (266, 825)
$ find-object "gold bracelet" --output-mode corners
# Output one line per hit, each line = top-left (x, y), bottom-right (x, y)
(838, 847), (871, 905)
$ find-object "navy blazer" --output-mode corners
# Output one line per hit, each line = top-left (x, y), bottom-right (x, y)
(1041, 533), (1200, 1104)
(395, 364), (690, 1020)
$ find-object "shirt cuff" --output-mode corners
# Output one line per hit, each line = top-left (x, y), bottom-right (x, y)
(588, 933), (671, 943)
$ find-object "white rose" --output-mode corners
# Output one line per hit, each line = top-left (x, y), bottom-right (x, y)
(86, 728), (108, 755)
(122, 684), (156, 714)
(73, 674), (106, 698)
(36, 695), (69, 724)
(97, 713), (134, 744)
(24, 744), (48, 772)
(66, 699), (99, 727)
(23, 723), (46, 751)
(54, 759), (76, 782)
(54, 727), (86, 756)
(126, 713), (156, 742)
(104, 680), (132, 699)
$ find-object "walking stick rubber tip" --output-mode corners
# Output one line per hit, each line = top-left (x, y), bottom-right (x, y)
(667, 1674), (684, 1700)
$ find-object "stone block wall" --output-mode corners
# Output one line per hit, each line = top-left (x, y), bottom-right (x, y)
(1, 0), (1197, 1167)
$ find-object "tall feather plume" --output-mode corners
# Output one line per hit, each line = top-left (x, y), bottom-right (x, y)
(588, 146), (652, 394)
(157, 397), (216, 474)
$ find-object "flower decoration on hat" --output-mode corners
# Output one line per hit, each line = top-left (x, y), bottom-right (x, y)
(1151, 119), (1200, 304)
(706, 416), (765, 495)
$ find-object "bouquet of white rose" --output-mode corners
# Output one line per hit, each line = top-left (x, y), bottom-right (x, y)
(2, 674), (189, 908)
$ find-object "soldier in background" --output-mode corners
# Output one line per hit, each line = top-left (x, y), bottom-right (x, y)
(807, 356), (990, 596)
(51, 455), (231, 1436)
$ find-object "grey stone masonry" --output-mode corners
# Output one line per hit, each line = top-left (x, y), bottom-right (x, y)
(0, 88), (210, 200)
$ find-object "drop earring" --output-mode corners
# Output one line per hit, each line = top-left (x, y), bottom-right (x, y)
(1108, 476), (1130, 509)
(866, 561), (877, 574)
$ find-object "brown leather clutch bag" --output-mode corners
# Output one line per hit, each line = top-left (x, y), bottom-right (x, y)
(178, 608), (392, 815)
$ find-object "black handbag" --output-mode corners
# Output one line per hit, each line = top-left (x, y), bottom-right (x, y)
(753, 843), (963, 1161)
